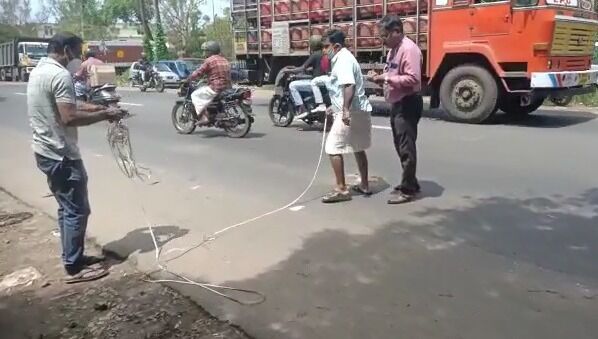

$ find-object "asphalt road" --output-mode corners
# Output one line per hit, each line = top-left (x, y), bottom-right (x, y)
(1, 82), (597, 339)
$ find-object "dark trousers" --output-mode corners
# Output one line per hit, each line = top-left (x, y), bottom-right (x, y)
(35, 153), (91, 274)
(390, 94), (423, 195)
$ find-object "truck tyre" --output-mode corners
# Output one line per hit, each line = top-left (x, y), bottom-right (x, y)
(20, 69), (29, 82)
(549, 95), (573, 107)
(499, 95), (544, 118)
(439, 64), (499, 124)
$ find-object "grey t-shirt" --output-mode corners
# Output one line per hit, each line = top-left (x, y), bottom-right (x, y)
(27, 57), (80, 160)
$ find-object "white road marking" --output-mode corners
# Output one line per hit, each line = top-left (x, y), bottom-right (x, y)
(373, 125), (391, 130)
(94, 153), (104, 157)
(14, 92), (26, 96)
(289, 205), (305, 212)
(190, 185), (202, 190)
(120, 102), (143, 107)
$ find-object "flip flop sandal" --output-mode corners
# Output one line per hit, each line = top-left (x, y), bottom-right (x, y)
(64, 266), (109, 284)
(322, 190), (352, 203)
(82, 255), (106, 266)
(387, 193), (416, 205)
(350, 185), (372, 196)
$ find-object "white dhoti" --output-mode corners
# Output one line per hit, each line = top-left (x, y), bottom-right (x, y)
(191, 85), (217, 114)
(325, 110), (372, 155)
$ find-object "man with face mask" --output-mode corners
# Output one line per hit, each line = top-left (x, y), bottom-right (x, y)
(368, 15), (423, 205)
(27, 32), (126, 283)
(321, 29), (373, 203)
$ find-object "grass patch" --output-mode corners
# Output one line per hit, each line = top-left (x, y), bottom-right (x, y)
(116, 69), (130, 87)
(572, 91), (598, 107)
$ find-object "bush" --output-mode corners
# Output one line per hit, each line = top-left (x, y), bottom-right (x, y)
(574, 91), (598, 107)
(117, 69), (131, 87)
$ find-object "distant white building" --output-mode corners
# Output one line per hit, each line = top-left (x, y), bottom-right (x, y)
(109, 23), (143, 41)
(36, 24), (57, 39)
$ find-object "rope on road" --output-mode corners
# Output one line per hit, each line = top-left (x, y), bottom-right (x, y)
(106, 114), (329, 305)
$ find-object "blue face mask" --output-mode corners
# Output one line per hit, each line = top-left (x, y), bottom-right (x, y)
(327, 47), (336, 61)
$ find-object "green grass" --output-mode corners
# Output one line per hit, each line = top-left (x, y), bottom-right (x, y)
(116, 69), (130, 87)
(573, 91), (598, 107)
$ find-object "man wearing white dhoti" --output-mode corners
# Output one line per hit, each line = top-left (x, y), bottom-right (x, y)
(321, 29), (373, 203)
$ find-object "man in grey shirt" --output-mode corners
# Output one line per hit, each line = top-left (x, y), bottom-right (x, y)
(28, 32), (125, 283)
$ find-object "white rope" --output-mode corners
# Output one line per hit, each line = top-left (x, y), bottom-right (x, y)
(106, 114), (328, 305)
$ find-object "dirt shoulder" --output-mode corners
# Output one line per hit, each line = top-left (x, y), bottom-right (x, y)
(0, 188), (252, 339)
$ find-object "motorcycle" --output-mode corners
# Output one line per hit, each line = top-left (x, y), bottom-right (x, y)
(131, 67), (165, 93)
(171, 81), (254, 138)
(74, 79), (121, 107)
(268, 67), (332, 128)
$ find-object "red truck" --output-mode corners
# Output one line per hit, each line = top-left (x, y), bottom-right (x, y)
(83, 39), (143, 71)
(231, 0), (598, 123)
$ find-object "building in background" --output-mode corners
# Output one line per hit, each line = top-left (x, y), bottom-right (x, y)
(36, 24), (57, 39)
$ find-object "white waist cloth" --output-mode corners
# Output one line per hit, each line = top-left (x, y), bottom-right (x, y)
(325, 110), (372, 155)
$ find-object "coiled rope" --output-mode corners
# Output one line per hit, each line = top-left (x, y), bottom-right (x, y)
(106, 113), (328, 305)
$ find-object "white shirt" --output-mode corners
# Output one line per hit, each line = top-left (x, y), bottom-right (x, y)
(329, 48), (372, 113)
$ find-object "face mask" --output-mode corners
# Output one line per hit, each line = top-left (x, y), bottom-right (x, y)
(62, 46), (78, 67)
(327, 46), (337, 61)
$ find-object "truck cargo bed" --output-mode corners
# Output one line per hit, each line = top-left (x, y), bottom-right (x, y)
(232, 0), (428, 56)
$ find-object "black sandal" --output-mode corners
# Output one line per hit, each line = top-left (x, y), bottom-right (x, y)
(322, 190), (352, 203)
(387, 193), (416, 205)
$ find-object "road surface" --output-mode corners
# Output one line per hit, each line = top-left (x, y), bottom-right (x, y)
(1, 82), (597, 339)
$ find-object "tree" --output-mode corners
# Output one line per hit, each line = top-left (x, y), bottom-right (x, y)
(49, 0), (112, 40)
(143, 33), (154, 60)
(102, 0), (153, 40)
(202, 8), (234, 59)
(0, 0), (30, 25)
(35, 1), (51, 23)
(161, 0), (205, 52)
(154, 21), (169, 60)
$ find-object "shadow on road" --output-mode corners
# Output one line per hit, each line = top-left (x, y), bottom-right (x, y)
(490, 111), (596, 128)
(370, 100), (596, 129)
(212, 188), (598, 338)
(102, 225), (189, 262)
(0, 96), (5, 103)
(193, 129), (266, 139)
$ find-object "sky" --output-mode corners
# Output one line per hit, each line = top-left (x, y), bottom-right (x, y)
(30, 0), (229, 22)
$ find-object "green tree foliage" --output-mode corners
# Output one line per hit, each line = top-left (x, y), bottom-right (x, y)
(202, 11), (234, 59)
(0, 0), (31, 25)
(143, 33), (154, 60)
(49, 0), (111, 40)
(153, 21), (169, 60)
(161, 0), (204, 54)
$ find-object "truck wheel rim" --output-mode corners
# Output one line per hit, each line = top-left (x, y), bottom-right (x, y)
(453, 79), (483, 112)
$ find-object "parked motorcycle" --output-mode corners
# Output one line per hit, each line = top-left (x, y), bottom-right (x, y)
(74, 79), (121, 107)
(268, 67), (332, 128)
(131, 68), (165, 93)
(171, 81), (254, 138)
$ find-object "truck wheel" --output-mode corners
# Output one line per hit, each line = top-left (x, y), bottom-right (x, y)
(20, 69), (29, 82)
(549, 95), (573, 107)
(439, 64), (498, 124)
(499, 95), (544, 118)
